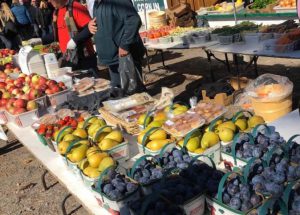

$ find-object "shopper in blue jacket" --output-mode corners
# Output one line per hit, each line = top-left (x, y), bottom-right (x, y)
(11, 0), (33, 40)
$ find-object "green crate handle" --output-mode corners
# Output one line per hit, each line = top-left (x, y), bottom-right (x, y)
(56, 126), (72, 143)
(251, 124), (271, 137)
(190, 154), (216, 169)
(83, 116), (98, 129)
(129, 154), (158, 178)
(284, 134), (300, 154)
(208, 116), (223, 132)
(282, 181), (297, 206)
(242, 157), (261, 184)
(96, 166), (117, 202)
(143, 111), (154, 129)
(141, 127), (161, 153)
(183, 128), (202, 148)
(93, 125), (113, 142)
(231, 132), (255, 165)
(264, 146), (284, 167)
(36, 132), (48, 146)
(217, 172), (232, 203)
(64, 139), (82, 165)
(231, 110), (253, 122)
(258, 198), (288, 215)
(159, 143), (176, 159)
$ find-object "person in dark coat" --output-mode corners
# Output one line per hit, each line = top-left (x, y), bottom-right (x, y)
(27, 0), (40, 37)
(88, 0), (146, 90)
(38, 0), (53, 37)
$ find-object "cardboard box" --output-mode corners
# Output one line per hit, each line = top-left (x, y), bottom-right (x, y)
(202, 90), (233, 106)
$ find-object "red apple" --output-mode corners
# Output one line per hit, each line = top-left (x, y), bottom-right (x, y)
(6, 79), (14, 84)
(38, 84), (47, 91)
(0, 82), (7, 89)
(0, 98), (8, 107)
(18, 73), (26, 78)
(26, 100), (37, 111)
(20, 94), (30, 100)
(45, 89), (53, 95)
(31, 74), (40, 85)
(0, 72), (7, 80)
(14, 107), (26, 115)
(47, 80), (57, 87)
(28, 89), (41, 100)
(12, 88), (21, 95)
(7, 106), (15, 114)
(14, 99), (27, 108)
(38, 76), (47, 85)
(2, 91), (11, 99)
(6, 98), (16, 110)
(51, 85), (60, 93)
(4, 68), (11, 74)
(5, 63), (12, 69)
(25, 76), (31, 84)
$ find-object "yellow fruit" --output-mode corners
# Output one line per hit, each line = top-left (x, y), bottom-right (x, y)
(149, 129), (167, 141)
(104, 130), (123, 143)
(164, 104), (180, 112)
(201, 132), (220, 149)
(178, 139), (184, 147)
(63, 134), (78, 142)
(173, 106), (188, 115)
(218, 127), (234, 142)
(58, 141), (71, 155)
(78, 159), (89, 170)
(218, 121), (236, 132)
(235, 119), (248, 131)
(138, 114), (152, 126)
(194, 148), (205, 154)
(53, 130), (60, 141)
(94, 132), (108, 142)
(137, 131), (146, 144)
(98, 138), (119, 151)
(88, 124), (101, 136)
(186, 137), (200, 152)
(77, 121), (84, 129)
(153, 112), (167, 122)
(83, 166), (101, 178)
(78, 140), (90, 145)
(86, 146), (99, 157)
(67, 144), (88, 163)
(72, 128), (88, 139)
(89, 118), (106, 126)
(88, 152), (109, 168)
(146, 139), (172, 151)
(98, 157), (115, 172)
(146, 121), (163, 129)
(248, 116), (265, 128)
(56, 127), (73, 142)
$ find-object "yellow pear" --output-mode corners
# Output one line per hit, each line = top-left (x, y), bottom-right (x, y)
(93, 132), (108, 142)
(72, 128), (88, 139)
(63, 134), (78, 142)
(235, 118), (248, 131)
(137, 131), (146, 144)
(88, 152), (109, 168)
(56, 127), (73, 142)
(149, 129), (167, 141)
(104, 130), (123, 143)
(146, 139), (172, 151)
(98, 157), (115, 172)
(77, 121), (84, 129)
(218, 127), (234, 142)
(67, 144), (88, 163)
(201, 132), (220, 149)
(186, 137), (200, 152)
(78, 159), (89, 170)
(58, 141), (71, 155)
(146, 121), (163, 129)
(153, 112), (167, 122)
(248, 116), (265, 128)
(78, 140), (90, 145)
(88, 123), (101, 136)
(194, 148), (205, 154)
(138, 114), (152, 126)
(83, 166), (101, 178)
(86, 146), (100, 157)
(218, 121), (236, 132)
(178, 139), (184, 147)
(89, 118), (106, 126)
(98, 138), (119, 151)
(53, 130), (60, 141)
(173, 106), (188, 115)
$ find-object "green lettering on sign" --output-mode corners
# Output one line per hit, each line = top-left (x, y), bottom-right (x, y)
(132, 0), (165, 13)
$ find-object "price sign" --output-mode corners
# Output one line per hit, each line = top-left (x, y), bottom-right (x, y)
(18, 46), (33, 75)
(132, 0), (166, 13)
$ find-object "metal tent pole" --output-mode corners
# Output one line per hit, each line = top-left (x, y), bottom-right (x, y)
(232, 0), (238, 25)
(144, 0), (148, 30)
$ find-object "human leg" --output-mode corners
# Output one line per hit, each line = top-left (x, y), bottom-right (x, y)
(108, 64), (120, 88)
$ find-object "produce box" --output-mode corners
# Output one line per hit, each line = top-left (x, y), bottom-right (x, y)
(0, 109), (8, 124)
(48, 89), (71, 107)
(202, 90), (233, 106)
(5, 109), (39, 127)
(273, 5), (296, 13)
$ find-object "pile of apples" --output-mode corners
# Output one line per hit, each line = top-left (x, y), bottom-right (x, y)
(1, 98), (38, 115)
(279, 0), (296, 8)
(0, 49), (16, 58)
(0, 63), (21, 76)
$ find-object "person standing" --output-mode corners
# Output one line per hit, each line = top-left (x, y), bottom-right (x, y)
(27, 0), (40, 37)
(10, 0), (33, 40)
(38, 0), (53, 37)
(44, 0), (97, 72)
(88, 0), (146, 91)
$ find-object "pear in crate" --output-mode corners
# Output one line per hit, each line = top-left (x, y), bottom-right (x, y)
(58, 141), (71, 155)
(201, 131), (220, 149)
(67, 144), (88, 163)
(88, 152), (109, 168)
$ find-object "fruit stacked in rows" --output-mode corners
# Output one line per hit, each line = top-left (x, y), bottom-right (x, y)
(132, 159), (164, 185)
(138, 110), (168, 128)
(0, 48), (16, 58)
(179, 161), (224, 197)
(100, 169), (139, 200)
(250, 153), (300, 197)
(37, 124), (59, 139)
(1, 97), (38, 115)
(152, 176), (203, 205)
(222, 175), (263, 212)
(224, 130), (285, 161)
(87, 117), (125, 151)
(0, 63), (20, 76)
(157, 148), (193, 170)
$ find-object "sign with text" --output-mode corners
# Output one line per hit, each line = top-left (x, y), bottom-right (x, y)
(132, 0), (166, 12)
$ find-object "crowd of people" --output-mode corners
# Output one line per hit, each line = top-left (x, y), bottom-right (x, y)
(0, 0), (146, 94)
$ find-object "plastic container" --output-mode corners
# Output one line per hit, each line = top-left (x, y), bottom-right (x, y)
(188, 33), (209, 44)
(210, 33), (219, 41)
(158, 37), (172, 44)
(251, 94), (292, 122)
(218, 35), (233, 45)
(5, 109), (39, 127)
(34, 95), (48, 110)
(148, 38), (159, 44)
(48, 89), (71, 107)
(53, 75), (73, 89)
(242, 33), (261, 44)
(0, 110), (8, 124)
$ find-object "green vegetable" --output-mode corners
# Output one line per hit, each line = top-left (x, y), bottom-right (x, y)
(251, 0), (276, 9)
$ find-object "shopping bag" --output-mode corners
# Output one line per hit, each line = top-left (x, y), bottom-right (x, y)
(118, 54), (143, 95)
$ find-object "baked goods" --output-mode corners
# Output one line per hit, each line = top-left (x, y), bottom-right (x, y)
(193, 102), (226, 123)
(73, 78), (110, 95)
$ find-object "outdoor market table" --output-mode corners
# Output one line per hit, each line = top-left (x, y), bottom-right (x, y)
(5, 109), (300, 214)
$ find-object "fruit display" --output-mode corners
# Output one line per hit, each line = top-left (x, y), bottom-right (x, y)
(0, 49), (16, 66)
(137, 127), (174, 153)
(97, 128), (124, 151)
(193, 102), (226, 123)
(212, 22), (258, 36)
(250, 0), (276, 10)
(163, 112), (205, 137)
(259, 20), (298, 33)
(156, 148), (193, 170)
(278, 0), (296, 8)
(73, 77), (110, 96)
(137, 110), (168, 128)
(96, 168), (139, 201)
(276, 28), (300, 46)
(0, 98), (38, 115)
(0, 63), (21, 76)
(207, 0), (244, 13)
